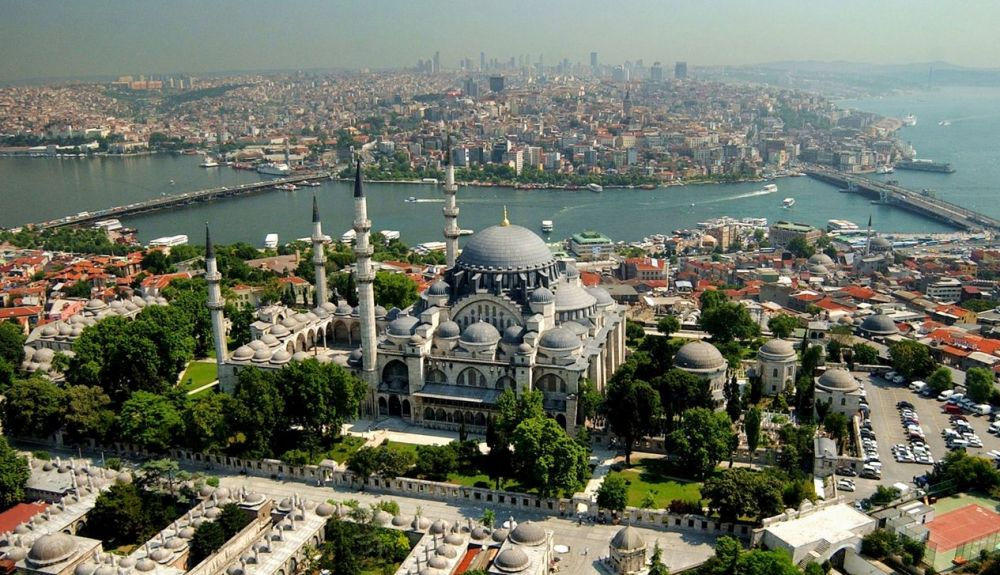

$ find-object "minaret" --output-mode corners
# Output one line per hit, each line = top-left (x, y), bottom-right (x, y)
(205, 225), (226, 368)
(311, 196), (328, 305)
(442, 135), (460, 268)
(353, 160), (378, 379)
(864, 214), (873, 256)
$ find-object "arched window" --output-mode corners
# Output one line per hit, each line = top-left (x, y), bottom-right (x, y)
(458, 367), (485, 388)
(426, 369), (447, 385)
(536, 374), (565, 394)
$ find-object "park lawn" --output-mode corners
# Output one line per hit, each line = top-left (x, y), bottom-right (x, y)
(178, 361), (218, 392)
(384, 441), (421, 459)
(618, 459), (704, 510)
(325, 435), (367, 464)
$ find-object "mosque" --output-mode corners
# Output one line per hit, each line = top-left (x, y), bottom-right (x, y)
(213, 156), (626, 435)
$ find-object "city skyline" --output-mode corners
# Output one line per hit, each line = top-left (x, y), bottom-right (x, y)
(2, 0), (999, 83)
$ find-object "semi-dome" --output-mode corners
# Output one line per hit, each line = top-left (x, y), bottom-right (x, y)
(436, 321), (461, 339)
(461, 321), (501, 344)
(553, 282), (597, 312)
(502, 325), (526, 345)
(808, 253), (835, 266)
(510, 521), (546, 546)
(426, 280), (450, 296)
(860, 313), (898, 336)
(817, 369), (859, 392)
(675, 341), (727, 371)
(538, 327), (580, 350)
(28, 533), (77, 567)
(870, 237), (892, 250)
(530, 287), (554, 304)
(456, 224), (555, 271)
(610, 525), (645, 551)
(587, 286), (614, 306)
(387, 315), (420, 336)
(758, 339), (796, 359)
(494, 547), (530, 573)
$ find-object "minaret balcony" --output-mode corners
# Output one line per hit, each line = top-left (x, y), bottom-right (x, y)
(443, 206), (460, 217)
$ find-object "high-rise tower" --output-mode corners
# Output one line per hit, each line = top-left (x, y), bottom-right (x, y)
(353, 160), (377, 379)
(311, 195), (327, 305)
(442, 135), (460, 268)
(205, 225), (227, 368)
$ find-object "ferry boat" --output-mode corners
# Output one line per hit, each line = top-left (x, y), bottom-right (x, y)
(300, 180), (321, 187)
(199, 157), (219, 168)
(827, 219), (860, 232)
(340, 229), (357, 243)
(541, 220), (554, 233)
(761, 183), (778, 193)
(459, 229), (474, 236)
(895, 159), (955, 174)
(264, 234), (279, 249)
(782, 198), (795, 208)
(876, 165), (894, 174)
(275, 183), (297, 192)
(902, 114), (917, 127)
(587, 183), (603, 193)
(380, 230), (401, 241)
(257, 162), (291, 176)
(404, 197), (418, 203)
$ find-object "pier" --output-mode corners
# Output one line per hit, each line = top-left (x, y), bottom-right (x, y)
(33, 172), (331, 229)
(804, 166), (1000, 233)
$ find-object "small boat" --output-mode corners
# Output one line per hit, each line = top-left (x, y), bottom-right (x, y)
(541, 220), (554, 233)
(169, 179), (175, 185)
(782, 198), (795, 208)
(876, 165), (894, 174)
(264, 233), (279, 249)
(761, 183), (778, 193)
(902, 114), (917, 127)
(199, 157), (219, 168)
(587, 183), (603, 193)
(938, 120), (951, 126)
(275, 183), (297, 191)
(341, 229), (357, 243)
(404, 197), (418, 203)
(459, 229), (474, 236)
(300, 180), (321, 187)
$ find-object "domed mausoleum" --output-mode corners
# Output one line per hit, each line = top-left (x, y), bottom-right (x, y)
(757, 338), (798, 396)
(609, 526), (647, 574)
(674, 341), (729, 408)
(814, 368), (863, 417)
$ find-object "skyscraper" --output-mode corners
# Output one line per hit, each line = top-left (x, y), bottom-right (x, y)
(480, 51), (486, 70)
(650, 62), (664, 82)
(590, 51), (598, 68)
(675, 61), (688, 80)
(433, 51), (441, 74)
(489, 76), (505, 93)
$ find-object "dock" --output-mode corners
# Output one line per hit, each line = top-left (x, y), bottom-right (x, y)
(804, 166), (1000, 232)
(32, 172), (331, 229)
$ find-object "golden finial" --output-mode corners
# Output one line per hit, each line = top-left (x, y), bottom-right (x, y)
(501, 205), (510, 227)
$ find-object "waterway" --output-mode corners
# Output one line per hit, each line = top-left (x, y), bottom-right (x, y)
(0, 86), (996, 247)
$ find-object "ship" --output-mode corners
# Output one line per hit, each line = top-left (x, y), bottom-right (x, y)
(761, 183), (778, 193)
(541, 220), (554, 233)
(895, 159), (955, 173)
(199, 157), (219, 168)
(827, 219), (859, 232)
(902, 114), (917, 127)
(299, 180), (321, 187)
(380, 230), (401, 241)
(587, 183), (603, 192)
(876, 165), (894, 174)
(257, 162), (291, 176)
(264, 233), (279, 249)
(274, 183), (297, 191)
(782, 198), (795, 208)
(340, 229), (357, 243)
(404, 196), (418, 203)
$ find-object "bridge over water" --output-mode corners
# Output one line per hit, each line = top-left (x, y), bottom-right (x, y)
(32, 171), (331, 230)
(804, 166), (1000, 233)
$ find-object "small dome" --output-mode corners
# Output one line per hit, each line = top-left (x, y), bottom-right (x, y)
(870, 237), (892, 250)
(321, 301), (337, 312)
(817, 368), (860, 392)
(564, 263), (580, 279)
(530, 287), (554, 304)
(135, 559), (157, 572)
(491, 527), (509, 542)
(409, 334), (425, 345)
(335, 303), (352, 316)
(427, 556), (449, 570)
(501, 325), (526, 345)
(444, 532), (464, 546)
(149, 547), (172, 562)
(436, 321), (461, 339)
(460, 321), (501, 345)
(261, 334), (280, 348)
(75, 563), (97, 575)
(808, 253), (835, 266)
(471, 526), (489, 541)
(178, 527), (196, 539)
(109, 300), (124, 309)
(610, 525), (645, 551)
(4, 547), (27, 561)
(426, 280), (450, 296)
(252, 348), (273, 362)
(243, 492), (266, 505)
(675, 341), (726, 372)
(374, 305), (388, 318)
(27, 533), (77, 567)
(517, 342), (533, 354)
(85, 299), (108, 312)
(270, 324), (290, 338)
(510, 521), (546, 546)
(280, 317), (299, 329)
(315, 503), (335, 517)
(860, 313), (899, 336)
(247, 339), (268, 351)
(293, 312), (309, 323)
(312, 306), (330, 319)
(411, 516), (431, 531)
(758, 339), (796, 359)
(387, 315), (420, 336)
(586, 286), (614, 306)
(347, 348), (363, 365)
(538, 327), (580, 350)
(33, 348), (55, 363)
(494, 547), (530, 572)
(270, 349), (292, 364)
(807, 264), (830, 276)
(232, 345), (254, 360)
(391, 514), (412, 527)
(93, 566), (115, 575)
(205, 507), (221, 519)
(165, 537), (186, 550)
(118, 557), (136, 569)
(435, 544), (458, 559)
(429, 519), (451, 535)
(226, 566), (243, 575)
(292, 351), (310, 362)
(373, 510), (393, 526)
(41, 325), (58, 337)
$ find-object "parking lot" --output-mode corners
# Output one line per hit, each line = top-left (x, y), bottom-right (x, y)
(843, 372), (1000, 502)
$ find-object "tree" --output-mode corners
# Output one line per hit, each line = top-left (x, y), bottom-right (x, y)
(700, 301), (760, 343)
(724, 376), (743, 423)
(767, 315), (801, 339)
(227, 367), (284, 457)
(735, 549), (800, 575)
(604, 377), (662, 465)
(596, 473), (629, 513)
(889, 340), (936, 380)
(745, 407), (762, 466)
(412, 443), (458, 480)
(699, 289), (728, 311)
(824, 412), (849, 451)
(861, 529), (899, 559)
(166, 286), (215, 358)
(373, 271), (418, 309)
(966, 367), (995, 404)
(657, 315), (681, 337)
(927, 366), (954, 395)
(218, 502), (250, 537)
(625, 320), (645, 344)
(2, 376), (66, 438)
(184, 391), (232, 453)
(274, 359), (366, 449)
(63, 385), (115, 442)
(139, 458), (180, 495)
(0, 436), (30, 509)
(701, 468), (784, 522)
(227, 303), (255, 348)
(189, 521), (227, 566)
(852, 343), (879, 365)
(141, 250), (173, 274)
(786, 237), (815, 259)
(62, 281), (92, 299)
(668, 408), (737, 479)
(347, 444), (416, 480)
(510, 416), (589, 497)
(577, 379), (602, 422)
(649, 541), (670, 575)
(86, 482), (148, 546)
(653, 369), (714, 434)
(0, 320), (27, 367)
(931, 450), (1000, 492)
(117, 391), (184, 451)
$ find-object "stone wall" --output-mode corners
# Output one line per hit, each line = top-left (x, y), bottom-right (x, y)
(186, 513), (272, 575)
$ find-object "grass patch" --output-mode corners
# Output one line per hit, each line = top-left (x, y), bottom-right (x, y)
(383, 441), (421, 458)
(618, 458), (704, 509)
(178, 361), (218, 392)
(325, 435), (366, 463)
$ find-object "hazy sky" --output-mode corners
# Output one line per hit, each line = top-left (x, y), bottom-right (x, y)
(2, 0), (998, 83)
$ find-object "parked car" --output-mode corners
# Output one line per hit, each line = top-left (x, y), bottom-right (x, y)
(837, 479), (856, 492)
(836, 466), (858, 476)
(943, 404), (962, 415)
(897, 401), (915, 409)
(893, 375), (906, 385)
(938, 389), (955, 401)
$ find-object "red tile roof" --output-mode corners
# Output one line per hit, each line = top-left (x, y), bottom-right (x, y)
(0, 502), (48, 533)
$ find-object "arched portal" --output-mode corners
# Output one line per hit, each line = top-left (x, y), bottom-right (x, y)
(402, 399), (411, 418)
(382, 360), (409, 391)
(334, 322), (349, 343)
(424, 407), (435, 421)
(388, 395), (402, 417)
(556, 414), (567, 429)
(377, 397), (388, 416)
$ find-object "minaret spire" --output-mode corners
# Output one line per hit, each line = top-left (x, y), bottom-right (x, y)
(500, 205), (510, 227)
(865, 214), (873, 256)
(352, 159), (378, 387)
(204, 223), (227, 376)
(442, 134), (460, 268)
(311, 195), (327, 305)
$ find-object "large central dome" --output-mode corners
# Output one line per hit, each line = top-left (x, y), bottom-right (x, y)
(457, 224), (555, 271)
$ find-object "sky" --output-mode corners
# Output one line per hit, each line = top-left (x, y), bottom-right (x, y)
(1, 0), (998, 83)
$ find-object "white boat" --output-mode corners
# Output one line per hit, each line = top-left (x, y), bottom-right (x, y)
(782, 198), (795, 208)
(876, 165), (894, 174)
(902, 114), (917, 127)
(257, 162), (291, 176)
(300, 180), (321, 187)
(275, 183), (297, 191)
(199, 157), (219, 168)
(761, 183), (778, 193)
(264, 233), (279, 249)
(541, 220), (554, 233)
(827, 219), (859, 232)
(587, 183), (603, 193)
(340, 229), (357, 243)
(404, 196), (418, 203)
(939, 120), (951, 127)
(459, 229), (474, 236)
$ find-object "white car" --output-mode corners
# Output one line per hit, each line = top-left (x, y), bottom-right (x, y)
(838, 480), (856, 492)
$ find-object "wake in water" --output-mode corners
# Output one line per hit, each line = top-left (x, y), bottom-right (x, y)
(413, 198), (444, 203)
(691, 188), (777, 206)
